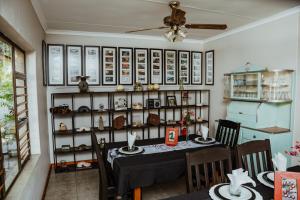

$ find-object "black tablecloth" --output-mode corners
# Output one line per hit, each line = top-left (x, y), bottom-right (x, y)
(163, 166), (300, 200)
(162, 182), (273, 200)
(105, 135), (223, 195)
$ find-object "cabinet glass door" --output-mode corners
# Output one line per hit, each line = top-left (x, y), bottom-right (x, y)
(232, 73), (259, 100)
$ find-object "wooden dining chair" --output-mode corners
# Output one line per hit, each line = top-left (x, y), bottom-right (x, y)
(236, 139), (273, 178)
(91, 132), (117, 200)
(215, 119), (241, 148)
(186, 147), (232, 193)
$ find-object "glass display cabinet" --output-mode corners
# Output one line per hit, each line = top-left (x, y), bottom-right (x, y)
(224, 65), (294, 103)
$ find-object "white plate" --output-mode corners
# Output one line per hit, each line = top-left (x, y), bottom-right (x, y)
(267, 172), (274, 181)
(257, 172), (274, 189)
(118, 146), (144, 155)
(194, 137), (216, 144)
(218, 185), (252, 199)
(209, 184), (263, 200)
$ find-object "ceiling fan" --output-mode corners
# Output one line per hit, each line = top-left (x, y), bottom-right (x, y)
(125, 1), (227, 42)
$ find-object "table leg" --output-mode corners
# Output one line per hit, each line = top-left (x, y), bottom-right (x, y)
(134, 187), (142, 200)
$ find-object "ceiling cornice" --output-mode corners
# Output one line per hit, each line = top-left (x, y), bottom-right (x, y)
(203, 6), (300, 44)
(45, 29), (204, 44)
(30, 0), (47, 31)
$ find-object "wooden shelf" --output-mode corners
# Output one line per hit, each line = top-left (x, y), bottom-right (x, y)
(51, 89), (210, 173)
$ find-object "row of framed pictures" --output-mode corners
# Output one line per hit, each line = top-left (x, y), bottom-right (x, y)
(43, 42), (214, 86)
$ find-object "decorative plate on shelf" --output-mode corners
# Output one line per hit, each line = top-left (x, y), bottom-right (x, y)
(209, 183), (262, 200)
(257, 171), (274, 188)
(118, 146), (144, 155)
(194, 137), (216, 144)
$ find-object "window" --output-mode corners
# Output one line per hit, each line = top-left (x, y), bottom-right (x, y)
(0, 33), (30, 197)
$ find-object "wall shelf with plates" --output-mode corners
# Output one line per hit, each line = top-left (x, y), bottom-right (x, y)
(224, 64), (294, 103)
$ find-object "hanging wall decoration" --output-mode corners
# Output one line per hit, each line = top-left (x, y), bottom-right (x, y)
(164, 49), (177, 85)
(42, 40), (47, 86)
(205, 50), (214, 85)
(118, 47), (133, 85)
(134, 48), (148, 84)
(84, 46), (100, 85)
(67, 45), (83, 85)
(102, 47), (117, 85)
(150, 49), (163, 84)
(47, 44), (65, 86)
(191, 51), (202, 85)
(178, 50), (190, 84)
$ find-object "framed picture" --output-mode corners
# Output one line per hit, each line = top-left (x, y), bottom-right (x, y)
(118, 47), (133, 85)
(42, 40), (47, 86)
(165, 128), (179, 146)
(191, 51), (202, 85)
(167, 96), (177, 107)
(84, 46), (100, 85)
(164, 49), (177, 85)
(66, 45), (83, 85)
(178, 50), (190, 84)
(274, 171), (300, 200)
(134, 48), (148, 85)
(150, 49), (163, 84)
(47, 44), (65, 86)
(102, 47), (117, 85)
(205, 50), (214, 85)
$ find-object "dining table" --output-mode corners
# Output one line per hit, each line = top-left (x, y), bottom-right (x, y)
(162, 166), (300, 200)
(104, 134), (223, 200)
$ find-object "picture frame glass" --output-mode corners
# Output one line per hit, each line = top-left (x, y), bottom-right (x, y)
(205, 51), (214, 85)
(85, 46), (100, 85)
(119, 48), (133, 85)
(165, 50), (177, 84)
(48, 45), (64, 85)
(67, 46), (82, 85)
(135, 49), (148, 84)
(192, 52), (202, 84)
(103, 47), (117, 85)
(150, 49), (162, 84)
(179, 51), (190, 84)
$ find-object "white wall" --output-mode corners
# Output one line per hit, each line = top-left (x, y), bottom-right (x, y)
(0, 0), (49, 199)
(203, 13), (300, 142)
(46, 32), (205, 162)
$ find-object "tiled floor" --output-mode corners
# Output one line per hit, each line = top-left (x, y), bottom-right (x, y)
(44, 169), (186, 200)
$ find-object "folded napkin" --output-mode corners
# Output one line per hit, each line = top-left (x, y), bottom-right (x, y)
(201, 125), (209, 140)
(128, 132), (136, 150)
(272, 152), (287, 171)
(227, 168), (256, 196)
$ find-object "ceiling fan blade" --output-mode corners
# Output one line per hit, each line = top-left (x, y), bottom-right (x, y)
(125, 26), (169, 33)
(185, 24), (227, 30)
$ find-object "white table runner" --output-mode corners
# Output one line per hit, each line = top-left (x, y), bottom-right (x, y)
(107, 140), (219, 168)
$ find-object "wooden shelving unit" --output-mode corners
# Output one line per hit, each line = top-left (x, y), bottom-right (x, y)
(50, 89), (210, 173)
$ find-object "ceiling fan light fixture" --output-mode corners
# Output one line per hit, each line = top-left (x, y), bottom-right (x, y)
(165, 29), (176, 42)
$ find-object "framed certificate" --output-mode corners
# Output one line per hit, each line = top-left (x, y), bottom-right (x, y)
(178, 50), (190, 84)
(205, 50), (214, 85)
(164, 49), (177, 85)
(66, 45), (83, 85)
(118, 47), (133, 85)
(42, 40), (47, 86)
(47, 44), (65, 86)
(150, 49), (163, 84)
(134, 48), (148, 85)
(84, 46), (100, 85)
(102, 47), (117, 85)
(191, 51), (202, 85)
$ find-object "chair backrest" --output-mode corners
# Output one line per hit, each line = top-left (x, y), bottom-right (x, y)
(186, 147), (232, 193)
(216, 119), (241, 148)
(91, 132), (108, 200)
(236, 139), (273, 178)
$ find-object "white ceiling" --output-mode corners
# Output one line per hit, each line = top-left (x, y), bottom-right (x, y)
(36, 0), (300, 40)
